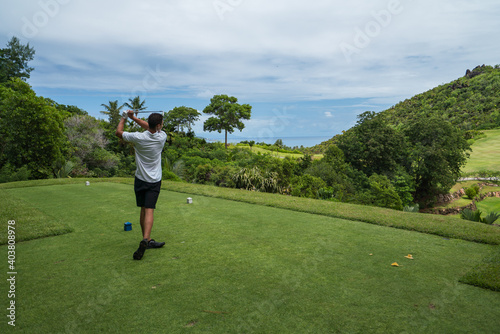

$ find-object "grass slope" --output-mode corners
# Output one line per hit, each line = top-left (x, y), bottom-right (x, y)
(460, 247), (500, 291)
(0, 182), (499, 333)
(463, 128), (500, 174)
(0, 189), (72, 244)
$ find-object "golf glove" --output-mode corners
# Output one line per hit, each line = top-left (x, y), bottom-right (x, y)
(122, 111), (128, 119)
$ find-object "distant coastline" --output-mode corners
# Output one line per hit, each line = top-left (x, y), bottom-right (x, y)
(200, 136), (332, 148)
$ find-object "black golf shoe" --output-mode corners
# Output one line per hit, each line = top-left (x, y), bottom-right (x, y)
(147, 239), (165, 249)
(133, 238), (148, 260)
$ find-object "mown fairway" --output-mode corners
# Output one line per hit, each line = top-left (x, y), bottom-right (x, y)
(463, 129), (500, 173)
(1, 181), (499, 333)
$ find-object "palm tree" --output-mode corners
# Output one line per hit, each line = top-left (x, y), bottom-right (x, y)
(101, 100), (125, 129)
(124, 96), (147, 129)
(125, 96), (147, 113)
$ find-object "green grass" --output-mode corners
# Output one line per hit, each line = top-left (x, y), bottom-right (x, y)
(164, 181), (500, 245)
(463, 129), (500, 173)
(477, 197), (500, 213)
(1, 180), (499, 333)
(460, 247), (500, 291)
(0, 189), (73, 244)
(232, 144), (323, 160)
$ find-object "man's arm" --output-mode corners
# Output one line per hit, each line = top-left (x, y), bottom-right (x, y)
(116, 110), (150, 138)
(115, 114), (127, 139)
(130, 113), (149, 131)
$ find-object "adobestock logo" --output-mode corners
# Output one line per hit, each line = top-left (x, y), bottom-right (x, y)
(339, 0), (405, 63)
(21, 0), (71, 39)
(213, 0), (244, 21)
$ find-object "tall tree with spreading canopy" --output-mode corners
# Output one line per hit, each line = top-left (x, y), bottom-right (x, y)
(203, 94), (252, 148)
(0, 36), (35, 83)
(165, 106), (201, 133)
(337, 111), (409, 177)
(403, 116), (471, 206)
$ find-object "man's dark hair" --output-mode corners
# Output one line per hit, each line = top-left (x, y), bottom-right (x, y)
(148, 113), (163, 129)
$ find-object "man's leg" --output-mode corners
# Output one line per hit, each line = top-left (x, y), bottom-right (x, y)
(133, 209), (149, 260)
(141, 207), (165, 249)
(140, 207), (155, 241)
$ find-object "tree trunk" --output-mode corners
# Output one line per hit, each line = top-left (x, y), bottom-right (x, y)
(225, 130), (228, 149)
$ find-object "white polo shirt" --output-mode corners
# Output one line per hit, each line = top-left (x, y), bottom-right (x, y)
(122, 130), (167, 183)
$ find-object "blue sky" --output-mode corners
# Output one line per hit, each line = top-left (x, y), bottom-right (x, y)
(2, 0), (499, 147)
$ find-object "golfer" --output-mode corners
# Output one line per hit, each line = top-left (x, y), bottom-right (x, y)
(116, 110), (167, 260)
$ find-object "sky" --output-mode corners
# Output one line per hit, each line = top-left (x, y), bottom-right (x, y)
(1, 0), (499, 147)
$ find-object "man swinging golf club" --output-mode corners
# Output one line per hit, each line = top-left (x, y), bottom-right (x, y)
(116, 110), (167, 260)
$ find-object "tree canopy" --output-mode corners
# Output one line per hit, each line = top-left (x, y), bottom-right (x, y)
(0, 78), (68, 179)
(165, 106), (201, 133)
(203, 94), (252, 148)
(0, 37), (35, 83)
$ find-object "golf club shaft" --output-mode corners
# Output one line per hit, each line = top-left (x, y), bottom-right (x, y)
(132, 110), (164, 113)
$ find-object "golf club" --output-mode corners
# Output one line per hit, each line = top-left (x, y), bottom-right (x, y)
(120, 110), (164, 118)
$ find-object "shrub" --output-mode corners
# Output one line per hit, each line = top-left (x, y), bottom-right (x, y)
(232, 167), (280, 193)
(0, 164), (30, 183)
(163, 170), (181, 182)
(290, 175), (326, 199)
(482, 212), (500, 225)
(193, 164), (213, 184)
(210, 165), (238, 188)
(465, 187), (477, 199)
(317, 187), (335, 200)
(461, 208), (483, 222)
(367, 174), (403, 210)
(403, 204), (420, 213)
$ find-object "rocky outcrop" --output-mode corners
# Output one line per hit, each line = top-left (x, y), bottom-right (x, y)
(435, 188), (465, 204)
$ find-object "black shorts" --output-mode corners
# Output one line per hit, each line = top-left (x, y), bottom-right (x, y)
(134, 177), (162, 209)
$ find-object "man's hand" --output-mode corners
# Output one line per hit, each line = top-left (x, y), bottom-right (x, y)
(122, 110), (135, 119)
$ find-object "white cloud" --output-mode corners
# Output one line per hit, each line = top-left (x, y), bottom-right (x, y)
(1, 0), (499, 142)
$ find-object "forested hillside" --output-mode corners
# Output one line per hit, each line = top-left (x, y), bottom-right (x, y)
(304, 64), (500, 155)
(382, 64), (500, 130)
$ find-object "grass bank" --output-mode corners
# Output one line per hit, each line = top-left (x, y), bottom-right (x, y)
(163, 181), (500, 245)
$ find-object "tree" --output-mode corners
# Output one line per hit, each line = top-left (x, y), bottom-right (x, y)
(274, 139), (283, 149)
(203, 95), (252, 148)
(365, 174), (403, 210)
(64, 115), (119, 173)
(0, 36), (35, 83)
(404, 116), (471, 206)
(124, 96), (147, 129)
(0, 78), (68, 179)
(165, 106), (201, 133)
(337, 111), (409, 177)
(125, 96), (146, 112)
(101, 100), (125, 129)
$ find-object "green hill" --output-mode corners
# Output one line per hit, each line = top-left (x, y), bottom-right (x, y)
(305, 64), (500, 154)
(382, 64), (500, 130)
